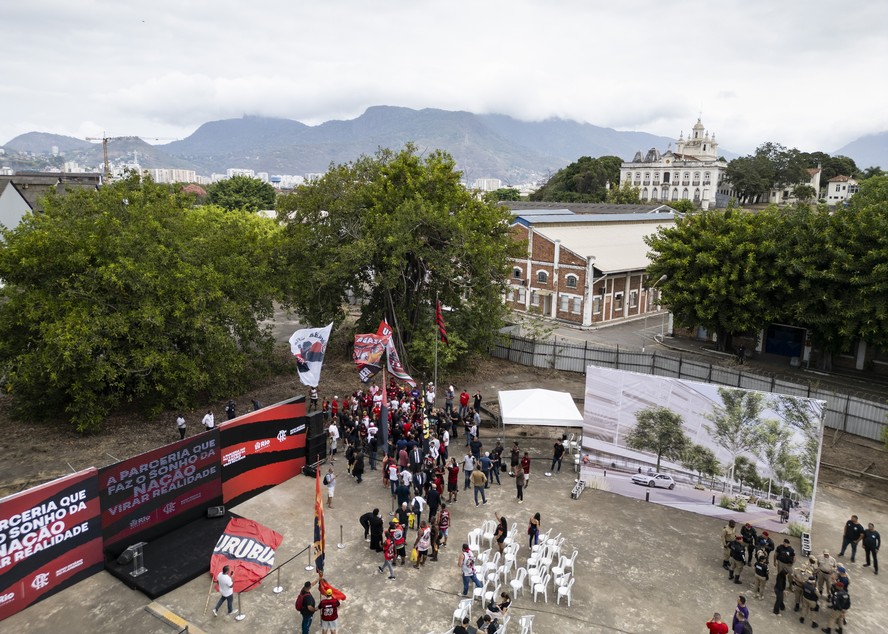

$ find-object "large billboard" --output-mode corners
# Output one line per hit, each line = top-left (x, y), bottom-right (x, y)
(98, 430), (222, 552)
(582, 366), (825, 534)
(0, 469), (103, 621)
(220, 397), (307, 507)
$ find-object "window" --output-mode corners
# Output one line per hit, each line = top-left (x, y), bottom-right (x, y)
(537, 270), (548, 284)
(592, 297), (601, 314)
(614, 292), (623, 310)
(518, 288), (526, 303)
(530, 290), (538, 306)
(565, 274), (578, 288)
(571, 298), (581, 314)
(629, 290), (637, 308)
(513, 267), (522, 279)
(560, 295), (569, 311)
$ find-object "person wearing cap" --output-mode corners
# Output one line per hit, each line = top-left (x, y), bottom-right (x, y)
(816, 549), (837, 595)
(822, 580), (851, 634)
(753, 553), (770, 600)
(799, 574), (819, 627)
(722, 519), (738, 570)
(729, 535), (746, 584)
(317, 587), (342, 633)
(833, 566), (850, 595)
(740, 522), (758, 566)
(757, 530), (775, 560)
(791, 555), (816, 611)
(863, 521), (880, 574)
(775, 537), (795, 577)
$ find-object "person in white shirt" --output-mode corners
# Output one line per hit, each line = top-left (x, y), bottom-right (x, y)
(202, 411), (215, 430)
(176, 414), (186, 440)
(328, 422), (340, 461)
(212, 565), (235, 616)
(400, 468), (413, 487)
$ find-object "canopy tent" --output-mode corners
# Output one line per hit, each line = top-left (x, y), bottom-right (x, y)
(498, 389), (584, 428)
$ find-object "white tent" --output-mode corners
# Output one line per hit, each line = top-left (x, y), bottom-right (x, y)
(498, 389), (584, 428)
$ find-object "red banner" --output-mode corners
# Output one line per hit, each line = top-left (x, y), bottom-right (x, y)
(210, 517), (283, 593)
(0, 469), (103, 621)
(313, 469), (325, 572)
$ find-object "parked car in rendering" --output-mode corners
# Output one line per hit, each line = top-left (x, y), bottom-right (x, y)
(631, 472), (676, 489)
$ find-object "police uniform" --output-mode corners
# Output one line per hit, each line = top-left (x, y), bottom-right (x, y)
(823, 582), (850, 634)
(753, 556), (769, 599)
(722, 521), (737, 569)
(817, 550), (837, 595)
(729, 536), (746, 583)
(799, 576), (819, 626)
(791, 558), (814, 610)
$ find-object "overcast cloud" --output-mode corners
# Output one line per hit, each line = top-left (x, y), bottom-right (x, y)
(2, 1), (886, 154)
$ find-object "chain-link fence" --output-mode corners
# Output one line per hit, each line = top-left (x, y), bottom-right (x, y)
(491, 333), (888, 441)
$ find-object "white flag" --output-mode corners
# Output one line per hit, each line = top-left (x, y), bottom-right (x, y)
(288, 323), (333, 387)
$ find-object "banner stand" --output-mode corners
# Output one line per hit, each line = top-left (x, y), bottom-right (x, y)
(235, 594), (245, 622)
(337, 525), (344, 549)
(273, 567), (283, 594)
(305, 548), (314, 572)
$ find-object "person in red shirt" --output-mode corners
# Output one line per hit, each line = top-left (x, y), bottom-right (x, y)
(378, 531), (397, 579)
(458, 390), (470, 419)
(331, 397), (339, 420)
(447, 457), (460, 503)
(520, 452), (531, 489)
(705, 612), (729, 634)
(318, 588), (342, 633)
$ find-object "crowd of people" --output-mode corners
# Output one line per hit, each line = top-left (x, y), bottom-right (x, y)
(713, 513), (880, 633)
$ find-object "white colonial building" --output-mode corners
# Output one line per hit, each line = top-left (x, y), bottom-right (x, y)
(620, 118), (728, 210)
(826, 175), (859, 206)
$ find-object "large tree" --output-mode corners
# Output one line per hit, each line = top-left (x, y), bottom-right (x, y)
(645, 207), (788, 350)
(625, 406), (689, 472)
(0, 175), (283, 431)
(530, 155), (623, 202)
(682, 444), (721, 485)
(276, 144), (521, 372)
(704, 388), (766, 470)
(208, 175), (277, 212)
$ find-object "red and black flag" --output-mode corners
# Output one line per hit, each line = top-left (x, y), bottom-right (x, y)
(313, 468), (325, 572)
(435, 300), (449, 346)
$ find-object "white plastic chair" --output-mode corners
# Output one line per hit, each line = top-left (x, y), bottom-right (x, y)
(473, 578), (489, 604)
(504, 524), (518, 547)
(532, 572), (550, 603)
(468, 530), (482, 556)
(504, 542), (519, 568)
(552, 549), (577, 577)
(478, 548), (492, 566)
(452, 597), (472, 626)
(482, 551), (501, 579)
(481, 519), (497, 549)
(554, 571), (572, 588)
(556, 577), (575, 606)
(509, 567), (527, 598)
(528, 563), (548, 590)
(518, 614), (535, 634)
(484, 582), (501, 607)
(493, 614), (510, 634)
(496, 557), (514, 584)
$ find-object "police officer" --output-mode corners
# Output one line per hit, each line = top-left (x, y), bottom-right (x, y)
(821, 580), (850, 634)
(729, 535), (746, 584)
(753, 554), (769, 600)
(791, 556), (816, 611)
(816, 549), (837, 595)
(775, 538), (796, 577)
(722, 519), (737, 570)
(799, 574), (819, 627)
(741, 522), (758, 565)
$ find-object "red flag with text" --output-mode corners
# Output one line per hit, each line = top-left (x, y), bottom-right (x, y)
(211, 517), (283, 593)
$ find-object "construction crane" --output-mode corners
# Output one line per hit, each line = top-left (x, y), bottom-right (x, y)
(84, 135), (178, 182)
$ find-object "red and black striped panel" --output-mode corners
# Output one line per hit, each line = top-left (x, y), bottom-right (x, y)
(0, 469), (104, 622)
(220, 396), (307, 507)
(98, 430), (223, 551)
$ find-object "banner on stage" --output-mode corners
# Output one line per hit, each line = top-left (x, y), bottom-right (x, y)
(211, 517), (283, 593)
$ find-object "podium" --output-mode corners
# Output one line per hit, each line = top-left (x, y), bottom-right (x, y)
(126, 542), (148, 578)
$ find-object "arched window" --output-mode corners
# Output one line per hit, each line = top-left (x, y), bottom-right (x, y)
(694, 188), (701, 202)
(565, 274), (578, 289)
(513, 267), (522, 279)
(641, 187), (648, 201)
(537, 270), (548, 284)
(672, 188), (679, 201)
(682, 188), (690, 200)
(651, 188), (658, 202)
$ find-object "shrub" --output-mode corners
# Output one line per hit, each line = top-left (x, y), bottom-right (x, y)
(788, 522), (807, 538)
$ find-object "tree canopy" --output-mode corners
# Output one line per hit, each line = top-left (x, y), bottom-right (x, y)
(0, 175), (284, 431)
(625, 406), (689, 472)
(276, 144), (522, 372)
(530, 155), (623, 202)
(207, 175), (277, 212)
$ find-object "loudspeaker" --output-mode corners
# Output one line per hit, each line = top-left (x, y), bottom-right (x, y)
(207, 505), (226, 518)
(116, 549), (134, 566)
(302, 465), (317, 478)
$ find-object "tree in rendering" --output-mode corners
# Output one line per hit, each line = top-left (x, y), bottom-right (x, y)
(682, 443), (721, 485)
(626, 406), (689, 472)
(704, 388), (766, 468)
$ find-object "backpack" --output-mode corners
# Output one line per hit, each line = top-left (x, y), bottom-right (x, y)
(323, 473), (331, 485)
(741, 621), (752, 634)
(834, 590), (851, 610)
(295, 592), (305, 611)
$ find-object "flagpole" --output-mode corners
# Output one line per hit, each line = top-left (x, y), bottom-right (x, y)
(434, 293), (439, 395)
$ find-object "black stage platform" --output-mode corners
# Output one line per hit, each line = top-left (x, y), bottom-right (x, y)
(105, 512), (239, 599)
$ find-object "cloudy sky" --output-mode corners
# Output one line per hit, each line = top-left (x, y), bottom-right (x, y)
(2, 1), (886, 154)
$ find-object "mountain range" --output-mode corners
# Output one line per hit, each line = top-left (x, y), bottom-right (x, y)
(2, 106), (884, 182)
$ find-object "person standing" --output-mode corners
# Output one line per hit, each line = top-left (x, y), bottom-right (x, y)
(295, 579), (318, 634)
(212, 565), (235, 617)
(740, 522), (757, 565)
(472, 391), (482, 413)
(309, 386), (318, 412)
(863, 522), (880, 574)
(838, 514), (864, 562)
(494, 512), (508, 556)
(352, 450), (365, 484)
(391, 518), (408, 564)
(773, 569), (787, 616)
(459, 543), (482, 596)
(731, 595), (748, 632)
(413, 520), (432, 568)
(369, 509), (384, 553)
(722, 519), (737, 570)
(550, 439), (564, 473)
(378, 530), (397, 580)
(445, 385), (455, 416)
(176, 414), (187, 440)
(753, 553), (769, 600)
(520, 452), (531, 489)
(471, 466), (488, 506)
(816, 549), (837, 595)
(317, 588), (342, 634)
(736, 344), (746, 365)
(463, 452), (475, 491)
(202, 410), (215, 431)
(459, 389), (470, 419)
(705, 612), (729, 634)
(798, 575), (819, 627)
(437, 503), (451, 548)
(446, 457), (460, 503)
(774, 537), (795, 577)
(225, 400), (236, 420)
(515, 469), (525, 504)
(328, 420), (340, 462)
(528, 512), (541, 548)
(323, 468), (336, 509)
(729, 536), (746, 584)
(509, 442), (520, 477)
(822, 580), (850, 634)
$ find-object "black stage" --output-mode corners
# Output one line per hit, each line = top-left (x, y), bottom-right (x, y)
(105, 511), (239, 599)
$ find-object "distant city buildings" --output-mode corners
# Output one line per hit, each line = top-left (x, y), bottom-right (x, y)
(621, 118), (727, 211)
(472, 178), (503, 192)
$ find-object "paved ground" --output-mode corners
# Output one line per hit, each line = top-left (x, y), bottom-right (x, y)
(5, 430), (886, 634)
